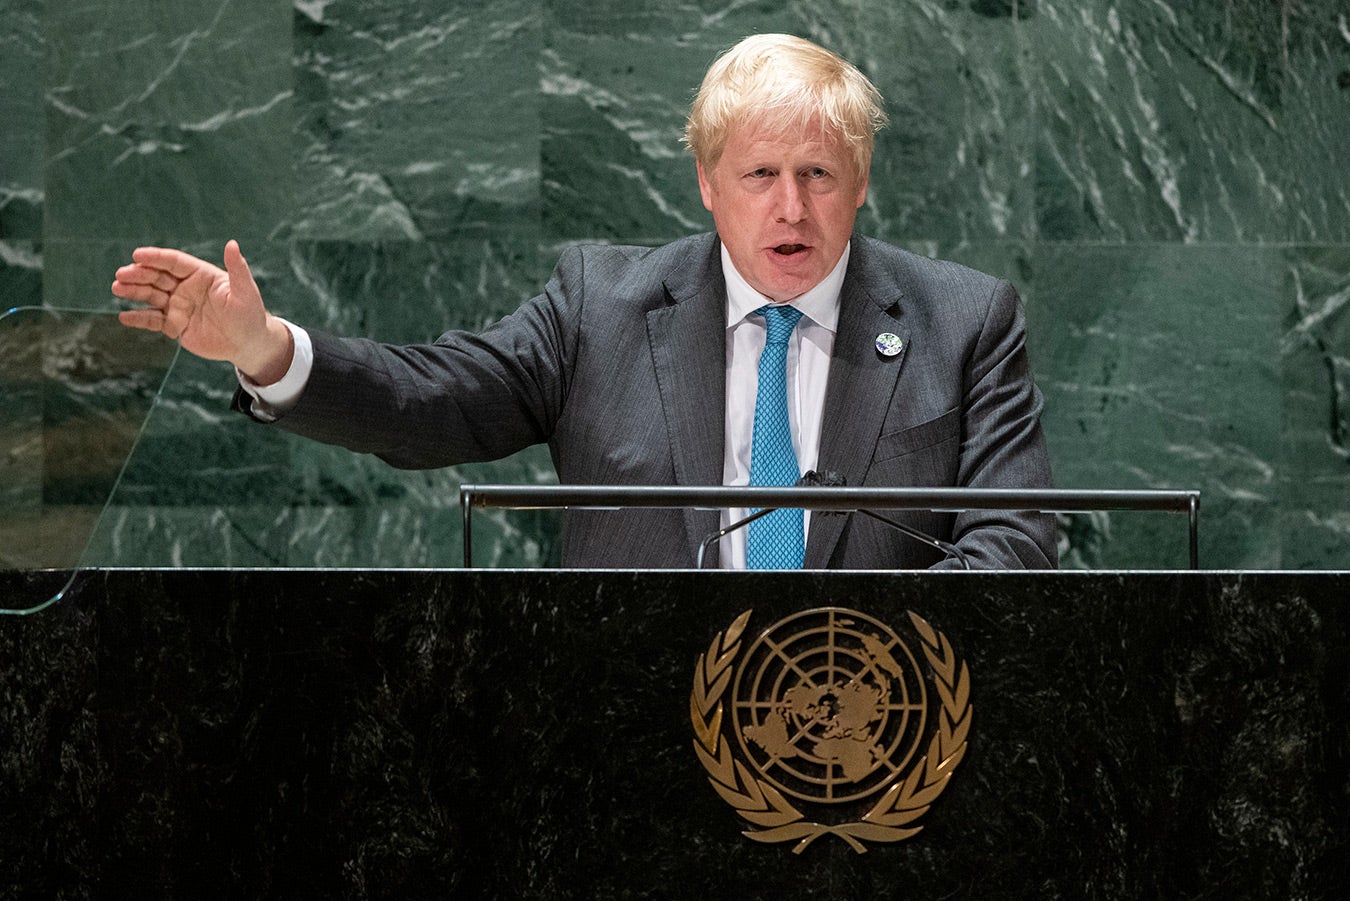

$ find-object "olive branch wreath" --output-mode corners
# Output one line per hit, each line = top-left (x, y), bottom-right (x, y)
(690, 608), (972, 854)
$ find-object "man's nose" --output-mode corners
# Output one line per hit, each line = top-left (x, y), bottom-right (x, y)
(773, 176), (807, 223)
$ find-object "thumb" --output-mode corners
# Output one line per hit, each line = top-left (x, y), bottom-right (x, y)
(222, 239), (264, 308)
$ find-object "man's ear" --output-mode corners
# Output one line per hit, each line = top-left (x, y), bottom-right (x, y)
(854, 172), (869, 209)
(696, 160), (715, 212)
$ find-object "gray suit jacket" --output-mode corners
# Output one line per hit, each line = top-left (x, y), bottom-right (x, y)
(246, 233), (1056, 569)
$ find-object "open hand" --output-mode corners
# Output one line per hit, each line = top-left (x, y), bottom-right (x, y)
(112, 240), (292, 383)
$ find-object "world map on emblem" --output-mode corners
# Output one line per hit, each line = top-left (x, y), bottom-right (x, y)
(731, 608), (929, 803)
(874, 332), (903, 356)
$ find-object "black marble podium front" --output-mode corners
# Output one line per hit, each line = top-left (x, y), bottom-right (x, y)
(2, 569), (1347, 898)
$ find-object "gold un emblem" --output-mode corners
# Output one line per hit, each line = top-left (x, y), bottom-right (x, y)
(690, 607), (972, 854)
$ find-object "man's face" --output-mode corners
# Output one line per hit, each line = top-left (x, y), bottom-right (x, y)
(697, 119), (868, 302)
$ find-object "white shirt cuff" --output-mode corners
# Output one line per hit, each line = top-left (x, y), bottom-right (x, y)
(236, 319), (314, 422)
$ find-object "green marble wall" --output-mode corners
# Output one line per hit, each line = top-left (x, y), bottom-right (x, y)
(2, 0), (1347, 570)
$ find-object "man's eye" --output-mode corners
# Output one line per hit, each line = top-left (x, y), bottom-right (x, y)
(805, 167), (829, 179)
(748, 168), (773, 178)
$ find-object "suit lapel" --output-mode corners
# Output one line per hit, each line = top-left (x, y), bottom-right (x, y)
(806, 241), (909, 568)
(647, 239), (726, 564)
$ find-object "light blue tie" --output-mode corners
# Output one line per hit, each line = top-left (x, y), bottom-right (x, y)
(747, 304), (805, 570)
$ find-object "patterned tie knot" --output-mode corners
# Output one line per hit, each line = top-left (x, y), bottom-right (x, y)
(756, 304), (803, 346)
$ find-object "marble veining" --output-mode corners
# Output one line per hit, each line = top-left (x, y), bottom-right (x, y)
(2, 0), (1347, 570)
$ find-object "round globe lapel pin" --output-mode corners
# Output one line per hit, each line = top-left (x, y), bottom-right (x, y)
(875, 333), (903, 357)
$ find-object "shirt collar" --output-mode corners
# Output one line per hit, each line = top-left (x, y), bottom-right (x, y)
(721, 242), (848, 333)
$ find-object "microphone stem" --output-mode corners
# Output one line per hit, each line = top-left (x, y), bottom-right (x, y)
(696, 506), (777, 569)
(696, 499), (972, 571)
(858, 510), (972, 570)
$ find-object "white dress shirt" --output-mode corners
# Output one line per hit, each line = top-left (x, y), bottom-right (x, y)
(718, 243), (846, 569)
(236, 319), (312, 422)
(240, 242), (850, 569)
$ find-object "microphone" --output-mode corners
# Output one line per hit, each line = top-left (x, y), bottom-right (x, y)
(695, 471), (972, 570)
(795, 468), (846, 499)
(802, 470), (971, 570)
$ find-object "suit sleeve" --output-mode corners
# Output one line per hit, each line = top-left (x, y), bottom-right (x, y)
(935, 279), (1057, 569)
(233, 248), (585, 470)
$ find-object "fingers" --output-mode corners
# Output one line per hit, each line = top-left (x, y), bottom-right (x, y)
(118, 305), (187, 339)
(113, 242), (236, 310)
(117, 307), (166, 332)
(111, 278), (165, 308)
(130, 245), (216, 280)
(222, 239), (263, 307)
(113, 248), (201, 309)
(114, 262), (179, 291)
(111, 266), (175, 308)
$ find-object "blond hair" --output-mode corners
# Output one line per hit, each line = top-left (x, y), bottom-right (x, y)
(683, 34), (888, 179)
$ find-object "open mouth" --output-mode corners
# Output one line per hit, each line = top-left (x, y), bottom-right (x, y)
(772, 244), (808, 256)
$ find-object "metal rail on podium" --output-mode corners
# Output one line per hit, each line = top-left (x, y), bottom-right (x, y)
(459, 485), (1201, 568)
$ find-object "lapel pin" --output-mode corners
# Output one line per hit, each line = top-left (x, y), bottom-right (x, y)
(875, 333), (903, 357)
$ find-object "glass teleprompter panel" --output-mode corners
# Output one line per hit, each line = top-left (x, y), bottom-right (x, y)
(0, 307), (176, 614)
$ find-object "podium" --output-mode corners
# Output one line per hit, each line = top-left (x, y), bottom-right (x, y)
(2, 567), (1346, 897)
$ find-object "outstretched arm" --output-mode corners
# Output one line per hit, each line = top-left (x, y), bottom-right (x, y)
(112, 240), (294, 385)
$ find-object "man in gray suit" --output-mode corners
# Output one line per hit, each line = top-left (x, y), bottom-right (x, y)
(113, 34), (1055, 571)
